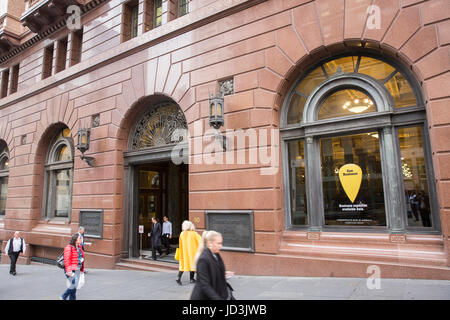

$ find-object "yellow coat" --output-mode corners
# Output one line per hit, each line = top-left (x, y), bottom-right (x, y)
(178, 230), (201, 271)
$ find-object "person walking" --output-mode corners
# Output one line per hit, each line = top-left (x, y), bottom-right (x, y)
(77, 226), (91, 273)
(61, 233), (85, 300)
(4, 231), (26, 276)
(176, 220), (201, 285)
(190, 230), (235, 300)
(161, 216), (172, 256)
(150, 217), (162, 260)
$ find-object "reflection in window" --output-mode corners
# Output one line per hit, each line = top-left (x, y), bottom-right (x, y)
(288, 140), (307, 225)
(296, 66), (327, 96)
(287, 94), (307, 125)
(0, 149), (8, 216)
(358, 56), (395, 81)
(399, 127), (432, 228)
(320, 132), (385, 227)
(155, 0), (163, 27)
(318, 88), (375, 120)
(179, 0), (189, 17)
(0, 177), (7, 215)
(53, 169), (71, 217)
(139, 170), (160, 189)
(323, 56), (357, 76)
(384, 72), (417, 108)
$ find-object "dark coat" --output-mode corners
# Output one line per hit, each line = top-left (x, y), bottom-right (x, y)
(150, 222), (162, 247)
(190, 248), (229, 300)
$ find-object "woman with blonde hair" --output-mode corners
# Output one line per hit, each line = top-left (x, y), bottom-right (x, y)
(190, 230), (235, 300)
(176, 220), (201, 285)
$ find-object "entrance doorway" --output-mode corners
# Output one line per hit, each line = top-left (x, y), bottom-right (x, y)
(136, 161), (188, 256)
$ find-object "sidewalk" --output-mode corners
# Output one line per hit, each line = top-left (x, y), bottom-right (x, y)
(1, 264), (449, 300)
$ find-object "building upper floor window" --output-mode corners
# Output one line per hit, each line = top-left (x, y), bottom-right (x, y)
(154, 0), (163, 28)
(178, 0), (189, 17)
(42, 44), (54, 79)
(122, 0), (139, 42)
(43, 128), (74, 220)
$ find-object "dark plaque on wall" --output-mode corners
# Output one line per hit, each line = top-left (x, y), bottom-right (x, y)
(79, 209), (103, 239)
(205, 210), (254, 252)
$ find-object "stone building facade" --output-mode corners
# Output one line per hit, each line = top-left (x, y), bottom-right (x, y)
(0, 0), (449, 279)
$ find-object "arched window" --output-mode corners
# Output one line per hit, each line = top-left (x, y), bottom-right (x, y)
(43, 128), (74, 219)
(0, 145), (9, 216)
(282, 54), (439, 233)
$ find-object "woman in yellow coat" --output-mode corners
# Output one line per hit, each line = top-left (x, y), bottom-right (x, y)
(176, 220), (201, 285)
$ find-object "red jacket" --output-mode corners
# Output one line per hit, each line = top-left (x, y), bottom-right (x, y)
(64, 244), (84, 273)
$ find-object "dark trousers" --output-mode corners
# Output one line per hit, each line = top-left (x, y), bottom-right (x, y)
(8, 252), (20, 274)
(151, 242), (162, 260)
(178, 271), (195, 281)
(162, 234), (171, 254)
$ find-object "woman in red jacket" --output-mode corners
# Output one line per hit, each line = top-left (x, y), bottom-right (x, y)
(61, 233), (85, 300)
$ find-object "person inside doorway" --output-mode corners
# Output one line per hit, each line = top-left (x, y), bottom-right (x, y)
(150, 217), (162, 260)
(161, 216), (172, 257)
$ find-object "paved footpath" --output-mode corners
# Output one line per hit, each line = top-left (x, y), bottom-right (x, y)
(0, 264), (449, 300)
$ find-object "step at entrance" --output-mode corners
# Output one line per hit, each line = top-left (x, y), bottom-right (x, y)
(116, 257), (179, 272)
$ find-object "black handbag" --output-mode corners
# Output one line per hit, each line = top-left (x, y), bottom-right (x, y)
(226, 282), (236, 300)
(56, 251), (65, 269)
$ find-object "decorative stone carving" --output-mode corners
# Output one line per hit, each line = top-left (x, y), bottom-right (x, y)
(130, 103), (188, 150)
(219, 78), (234, 96)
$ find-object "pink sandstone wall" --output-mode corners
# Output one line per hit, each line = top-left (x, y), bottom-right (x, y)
(0, 0), (448, 270)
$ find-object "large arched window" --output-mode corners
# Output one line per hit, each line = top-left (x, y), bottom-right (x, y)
(0, 144), (9, 216)
(281, 54), (439, 233)
(43, 128), (74, 219)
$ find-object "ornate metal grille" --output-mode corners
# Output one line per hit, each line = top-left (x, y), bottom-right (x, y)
(130, 103), (188, 150)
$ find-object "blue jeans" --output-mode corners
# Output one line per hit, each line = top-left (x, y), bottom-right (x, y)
(61, 271), (79, 300)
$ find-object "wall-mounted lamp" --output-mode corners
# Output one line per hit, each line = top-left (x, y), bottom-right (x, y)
(76, 128), (95, 167)
(209, 93), (226, 150)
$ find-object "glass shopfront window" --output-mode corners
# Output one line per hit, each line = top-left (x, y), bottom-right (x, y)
(288, 140), (307, 225)
(282, 53), (437, 233)
(399, 126), (432, 228)
(320, 132), (385, 226)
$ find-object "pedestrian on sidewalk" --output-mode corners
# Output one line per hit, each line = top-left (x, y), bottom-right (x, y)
(161, 216), (172, 256)
(77, 226), (91, 273)
(190, 230), (235, 300)
(150, 217), (162, 260)
(176, 220), (201, 285)
(61, 233), (85, 300)
(4, 231), (26, 276)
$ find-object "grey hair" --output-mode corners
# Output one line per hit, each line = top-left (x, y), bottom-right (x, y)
(78, 226), (85, 232)
(181, 220), (195, 231)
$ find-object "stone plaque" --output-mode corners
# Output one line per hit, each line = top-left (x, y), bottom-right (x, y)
(79, 209), (103, 239)
(205, 210), (254, 252)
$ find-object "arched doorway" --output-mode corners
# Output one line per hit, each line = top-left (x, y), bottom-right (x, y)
(122, 99), (189, 259)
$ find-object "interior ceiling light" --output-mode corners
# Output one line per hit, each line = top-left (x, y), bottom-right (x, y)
(342, 98), (374, 113)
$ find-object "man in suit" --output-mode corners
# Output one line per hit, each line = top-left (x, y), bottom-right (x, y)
(150, 217), (162, 260)
(4, 231), (26, 276)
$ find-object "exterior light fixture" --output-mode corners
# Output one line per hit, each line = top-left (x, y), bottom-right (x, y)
(76, 128), (95, 167)
(209, 92), (226, 150)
